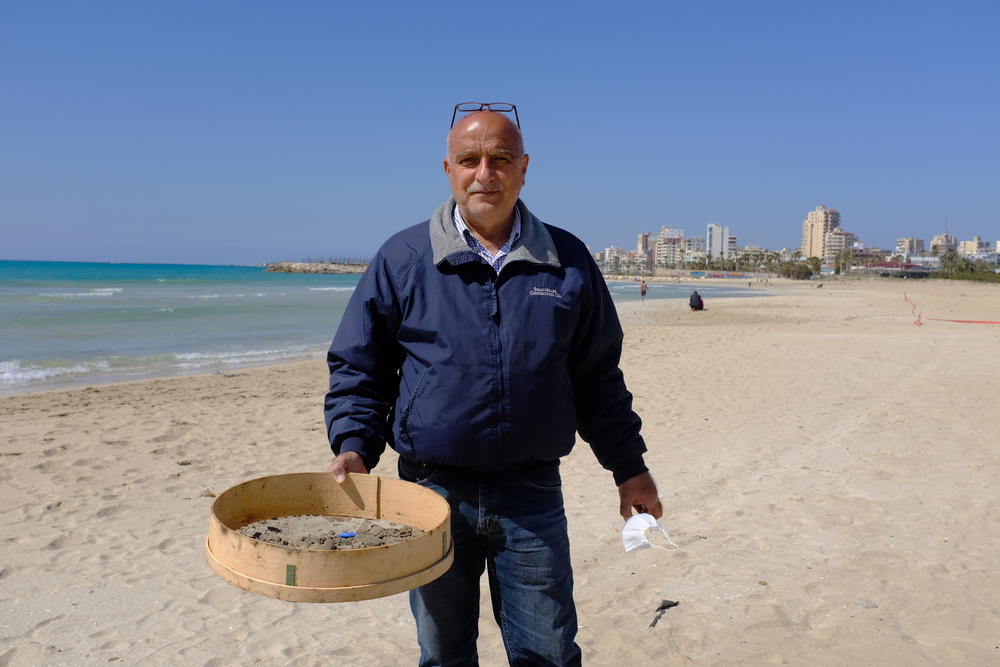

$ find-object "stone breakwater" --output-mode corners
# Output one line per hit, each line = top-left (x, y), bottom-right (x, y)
(265, 262), (368, 274)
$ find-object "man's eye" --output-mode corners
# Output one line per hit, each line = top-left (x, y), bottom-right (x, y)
(459, 159), (478, 167)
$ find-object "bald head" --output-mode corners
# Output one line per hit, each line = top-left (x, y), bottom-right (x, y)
(443, 110), (529, 236)
(447, 110), (524, 158)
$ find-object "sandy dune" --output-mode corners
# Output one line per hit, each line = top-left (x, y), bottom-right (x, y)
(1, 278), (998, 665)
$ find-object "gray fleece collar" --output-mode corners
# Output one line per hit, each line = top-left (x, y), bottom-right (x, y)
(430, 198), (560, 270)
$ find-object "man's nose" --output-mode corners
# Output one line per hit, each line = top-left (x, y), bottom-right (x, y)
(475, 158), (494, 180)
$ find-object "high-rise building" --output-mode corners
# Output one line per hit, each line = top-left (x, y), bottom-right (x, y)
(601, 246), (630, 274)
(824, 229), (857, 264)
(930, 234), (957, 255)
(637, 233), (651, 254)
(801, 205), (840, 260)
(895, 238), (925, 258)
(683, 237), (706, 254)
(644, 227), (686, 266)
(655, 237), (684, 266)
(706, 223), (730, 259)
(958, 236), (990, 256)
(681, 238), (706, 264)
(637, 233), (654, 270)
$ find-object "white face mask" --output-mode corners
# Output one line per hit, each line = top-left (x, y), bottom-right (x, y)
(622, 513), (679, 552)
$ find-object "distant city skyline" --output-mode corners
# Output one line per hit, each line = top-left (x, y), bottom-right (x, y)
(598, 201), (997, 272)
(2, 3), (997, 265)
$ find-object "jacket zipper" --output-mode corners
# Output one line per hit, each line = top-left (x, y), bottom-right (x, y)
(489, 269), (506, 452)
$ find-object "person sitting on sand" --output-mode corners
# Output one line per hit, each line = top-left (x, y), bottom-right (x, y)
(689, 290), (704, 311)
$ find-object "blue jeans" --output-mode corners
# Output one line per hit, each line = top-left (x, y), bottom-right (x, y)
(398, 458), (582, 667)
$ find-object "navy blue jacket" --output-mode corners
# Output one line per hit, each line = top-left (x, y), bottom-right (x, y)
(324, 198), (648, 485)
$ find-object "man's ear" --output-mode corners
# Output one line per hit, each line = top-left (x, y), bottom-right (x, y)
(443, 158), (450, 176)
(520, 154), (529, 185)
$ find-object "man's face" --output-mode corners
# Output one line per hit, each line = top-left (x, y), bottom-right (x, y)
(444, 112), (529, 229)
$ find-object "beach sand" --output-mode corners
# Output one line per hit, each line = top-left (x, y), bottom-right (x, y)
(2, 278), (998, 665)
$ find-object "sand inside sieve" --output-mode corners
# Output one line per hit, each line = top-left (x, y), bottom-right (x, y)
(237, 515), (424, 550)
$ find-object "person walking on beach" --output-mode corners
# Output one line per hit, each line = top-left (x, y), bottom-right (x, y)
(689, 290), (704, 311)
(324, 103), (661, 666)
(640, 279), (647, 302)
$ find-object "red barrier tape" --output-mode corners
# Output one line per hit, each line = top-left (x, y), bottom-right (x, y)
(927, 318), (1000, 324)
(904, 294), (1000, 325)
(904, 293), (922, 326)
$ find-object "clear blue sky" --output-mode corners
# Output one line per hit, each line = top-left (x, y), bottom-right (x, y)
(3, 1), (997, 265)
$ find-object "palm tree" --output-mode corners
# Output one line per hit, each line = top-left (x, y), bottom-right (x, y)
(836, 249), (855, 274)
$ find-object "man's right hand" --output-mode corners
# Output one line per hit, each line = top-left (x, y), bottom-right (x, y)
(618, 471), (663, 520)
(327, 451), (369, 483)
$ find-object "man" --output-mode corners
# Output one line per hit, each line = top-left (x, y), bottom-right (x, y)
(324, 104), (661, 666)
(689, 290), (704, 311)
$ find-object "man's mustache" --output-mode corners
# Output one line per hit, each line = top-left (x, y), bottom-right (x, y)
(467, 181), (502, 193)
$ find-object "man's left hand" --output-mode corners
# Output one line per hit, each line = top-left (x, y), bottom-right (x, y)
(618, 472), (662, 520)
(328, 451), (369, 483)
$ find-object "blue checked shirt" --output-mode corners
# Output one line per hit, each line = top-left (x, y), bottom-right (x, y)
(453, 205), (522, 272)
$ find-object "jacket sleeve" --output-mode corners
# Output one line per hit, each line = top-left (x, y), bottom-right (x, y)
(324, 251), (404, 471)
(569, 257), (649, 486)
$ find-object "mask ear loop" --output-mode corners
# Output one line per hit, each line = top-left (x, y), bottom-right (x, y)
(649, 530), (680, 552)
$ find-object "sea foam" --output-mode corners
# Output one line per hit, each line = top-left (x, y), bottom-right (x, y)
(37, 288), (124, 298)
(0, 359), (111, 386)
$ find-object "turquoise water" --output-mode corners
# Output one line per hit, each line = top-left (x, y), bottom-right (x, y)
(0, 261), (763, 394)
(0, 261), (357, 394)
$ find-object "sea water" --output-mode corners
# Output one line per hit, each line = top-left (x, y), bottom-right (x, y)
(0, 261), (762, 394)
(0, 261), (356, 394)
(604, 278), (764, 303)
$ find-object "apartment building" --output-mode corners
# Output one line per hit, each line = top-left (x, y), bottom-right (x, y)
(706, 223), (730, 259)
(684, 237), (706, 254)
(801, 205), (840, 260)
(655, 237), (684, 266)
(930, 234), (957, 255)
(637, 233), (651, 254)
(895, 237), (925, 258)
(958, 236), (990, 256)
(824, 228), (858, 264)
